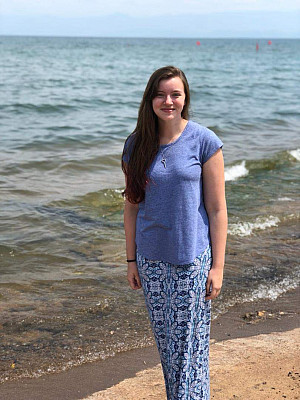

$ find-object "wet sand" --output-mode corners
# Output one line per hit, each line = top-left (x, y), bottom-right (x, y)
(0, 287), (299, 400)
(84, 328), (299, 400)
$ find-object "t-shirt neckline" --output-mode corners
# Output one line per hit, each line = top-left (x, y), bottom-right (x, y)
(159, 120), (190, 149)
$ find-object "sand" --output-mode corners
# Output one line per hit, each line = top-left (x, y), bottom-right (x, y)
(0, 287), (299, 400)
(83, 328), (299, 400)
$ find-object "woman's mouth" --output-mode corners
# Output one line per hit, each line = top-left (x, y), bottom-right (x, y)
(161, 109), (175, 113)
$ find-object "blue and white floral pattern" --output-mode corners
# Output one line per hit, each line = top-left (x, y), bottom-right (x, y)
(136, 244), (212, 400)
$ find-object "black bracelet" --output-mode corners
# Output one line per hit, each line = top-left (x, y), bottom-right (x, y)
(127, 258), (136, 262)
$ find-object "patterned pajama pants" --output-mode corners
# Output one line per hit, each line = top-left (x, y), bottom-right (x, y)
(136, 244), (212, 400)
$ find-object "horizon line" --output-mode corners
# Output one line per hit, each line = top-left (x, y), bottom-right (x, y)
(1, 34), (299, 40)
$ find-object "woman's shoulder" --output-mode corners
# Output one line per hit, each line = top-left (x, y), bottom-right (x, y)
(124, 131), (137, 147)
(188, 120), (215, 136)
(126, 130), (137, 140)
(122, 132), (138, 164)
(188, 120), (223, 147)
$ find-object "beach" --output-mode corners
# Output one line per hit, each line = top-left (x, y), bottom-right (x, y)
(1, 286), (299, 400)
(0, 36), (299, 398)
(84, 328), (299, 400)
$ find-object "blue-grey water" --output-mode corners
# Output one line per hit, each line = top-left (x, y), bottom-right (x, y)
(0, 36), (299, 383)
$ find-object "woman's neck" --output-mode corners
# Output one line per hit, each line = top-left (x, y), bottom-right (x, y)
(158, 118), (188, 145)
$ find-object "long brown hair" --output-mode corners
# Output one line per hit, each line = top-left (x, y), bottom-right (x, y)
(121, 66), (190, 204)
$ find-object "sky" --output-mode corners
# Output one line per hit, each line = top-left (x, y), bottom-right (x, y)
(1, 0), (300, 37)
(1, 0), (300, 17)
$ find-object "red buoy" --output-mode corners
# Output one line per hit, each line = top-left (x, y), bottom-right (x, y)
(256, 42), (259, 51)
(196, 41), (201, 46)
(268, 40), (272, 45)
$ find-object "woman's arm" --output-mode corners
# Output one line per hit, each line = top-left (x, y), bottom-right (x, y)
(202, 148), (228, 300)
(123, 174), (142, 290)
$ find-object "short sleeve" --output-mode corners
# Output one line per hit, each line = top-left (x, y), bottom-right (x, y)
(200, 127), (224, 165)
(122, 133), (136, 164)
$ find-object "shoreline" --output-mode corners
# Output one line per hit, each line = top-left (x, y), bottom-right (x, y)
(85, 328), (299, 400)
(0, 286), (299, 400)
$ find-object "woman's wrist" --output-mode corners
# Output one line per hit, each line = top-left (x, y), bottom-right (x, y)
(211, 263), (224, 271)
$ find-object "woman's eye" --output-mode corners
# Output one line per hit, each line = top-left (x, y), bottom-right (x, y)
(155, 93), (181, 99)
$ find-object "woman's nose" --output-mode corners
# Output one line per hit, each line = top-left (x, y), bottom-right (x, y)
(164, 95), (173, 104)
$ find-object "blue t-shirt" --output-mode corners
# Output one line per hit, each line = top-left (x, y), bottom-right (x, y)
(122, 120), (224, 265)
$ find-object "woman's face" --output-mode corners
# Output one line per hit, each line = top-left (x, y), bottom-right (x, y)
(152, 77), (186, 123)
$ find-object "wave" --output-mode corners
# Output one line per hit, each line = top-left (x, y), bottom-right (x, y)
(289, 148), (300, 161)
(2, 99), (132, 117)
(47, 125), (82, 132)
(5, 155), (117, 174)
(48, 188), (124, 213)
(225, 147), (300, 182)
(225, 160), (248, 181)
(228, 212), (299, 237)
(2, 103), (78, 114)
(277, 197), (295, 201)
(228, 215), (281, 236)
(212, 271), (300, 321)
(246, 275), (300, 302)
(13, 133), (102, 151)
(277, 110), (300, 117)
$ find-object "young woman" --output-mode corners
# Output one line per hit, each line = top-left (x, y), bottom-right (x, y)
(121, 66), (227, 400)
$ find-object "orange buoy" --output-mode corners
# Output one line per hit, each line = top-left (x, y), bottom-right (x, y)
(196, 41), (201, 46)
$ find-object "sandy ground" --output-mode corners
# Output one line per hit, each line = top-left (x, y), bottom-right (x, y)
(83, 328), (300, 400)
(1, 288), (298, 400)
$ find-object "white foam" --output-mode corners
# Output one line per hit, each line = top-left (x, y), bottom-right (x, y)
(225, 160), (248, 182)
(283, 213), (299, 220)
(278, 197), (294, 201)
(246, 275), (300, 302)
(212, 271), (300, 321)
(228, 215), (280, 236)
(289, 148), (300, 161)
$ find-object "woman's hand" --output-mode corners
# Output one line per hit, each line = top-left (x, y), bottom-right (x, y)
(205, 267), (223, 300)
(127, 262), (142, 290)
